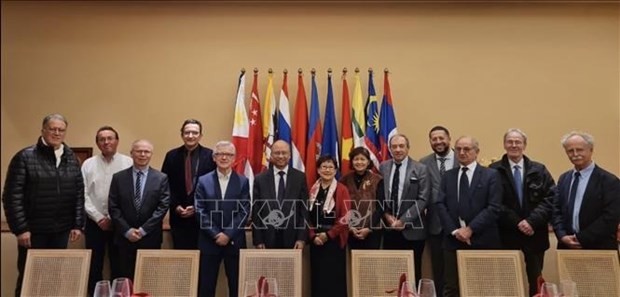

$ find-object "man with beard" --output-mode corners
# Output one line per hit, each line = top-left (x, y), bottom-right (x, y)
(489, 129), (555, 296)
(419, 126), (458, 297)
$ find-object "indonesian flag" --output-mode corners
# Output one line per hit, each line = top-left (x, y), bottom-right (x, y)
(291, 71), (308, 172)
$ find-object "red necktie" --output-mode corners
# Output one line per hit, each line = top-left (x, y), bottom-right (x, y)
(185, 151), (193, 195)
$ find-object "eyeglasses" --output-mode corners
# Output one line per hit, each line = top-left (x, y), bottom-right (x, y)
(215, 152), (234, 158)
(45, 127), (66, 134)
(455, 147), (474, 153)
(182, 131), (200, 136)
(320, 165), (336, 170)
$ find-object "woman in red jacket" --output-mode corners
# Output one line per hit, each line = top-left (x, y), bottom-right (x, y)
(308, 155), (350, 297)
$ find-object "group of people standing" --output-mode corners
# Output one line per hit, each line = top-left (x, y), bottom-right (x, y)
(2, 113), (619, 297)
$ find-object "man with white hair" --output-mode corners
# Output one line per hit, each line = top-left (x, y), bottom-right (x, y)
(552, 131), (620, 250)
(489, 128), (555, 296)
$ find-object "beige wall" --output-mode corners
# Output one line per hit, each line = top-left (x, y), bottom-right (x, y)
(1, 1), (618, 295)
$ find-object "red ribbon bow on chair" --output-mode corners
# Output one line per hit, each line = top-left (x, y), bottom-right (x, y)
(247, 276), (277, 297)
(385, 273), (417, 297)
(532, 275), (546, 297)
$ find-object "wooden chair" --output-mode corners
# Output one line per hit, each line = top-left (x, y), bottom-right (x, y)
(133, 249), (200, 297)
(556, 250), (620, 297)
(457, 250), (526, 297)
(238, 249), (302, 297)
(21, 249), (91, 297)
(351, 249), (415, 297)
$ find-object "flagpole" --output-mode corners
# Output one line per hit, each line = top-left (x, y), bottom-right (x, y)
(311, 68), (316, 77)
(342, 67), (347, 80)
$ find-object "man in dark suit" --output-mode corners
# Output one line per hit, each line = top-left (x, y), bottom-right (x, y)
(419, 125), (458, 297)
(380, 133), (430, 284)
(195, 141), (250, 297)
(552, 131), (620, 250)
(161, 119), (216, 249)
(489, 129), (555, 296)
(252, 140), (308, 249)
(109, 139), (170, 279)
(436, 136), (502, 297)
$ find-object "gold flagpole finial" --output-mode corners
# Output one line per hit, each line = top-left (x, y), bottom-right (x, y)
(368, 68), (373, 74)
(298, 68), (303, 75)
(253, 68), (259, 74)
(384, 68), (389, 74)
(311, 68), (316, 76)
(268, 68), (273, 74)
(354, 67), (360, 74)
(283, 69), (288, 75)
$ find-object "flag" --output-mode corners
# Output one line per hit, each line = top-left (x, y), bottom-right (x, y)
(340, 71), (353, 176)
(321, 72), (340, 174)
(278, 71), (293, 153)
(291, 71), (308, 172)
(231, 71), (252, 181)
(351, 70), (365, 148)
(262, 71), (277, 169)
(364, 71), (381, 169)
(379, 71), (398, 161)
(306, 72), (322, 187)
(248, 71), (264, 174)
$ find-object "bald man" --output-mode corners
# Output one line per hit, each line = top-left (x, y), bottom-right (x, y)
(251, 140), (309, 249)
(108, 139), (170, 279)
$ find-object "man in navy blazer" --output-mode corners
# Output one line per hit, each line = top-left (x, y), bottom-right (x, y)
(161, 119), (216, 249)
(108, 139), (170, 280)
(436, 136), (502, 297)
(195, 141), (250, 297)
(552, 131), (620, 250)
(252, 140), (308, 249)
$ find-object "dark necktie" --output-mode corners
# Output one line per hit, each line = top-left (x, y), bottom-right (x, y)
(459, 167), (469, 203)
(567, 171), (581, 232)
(184, 151), (193, 195)
(390, 163), (402, 205)
(135, 171), (143, 210)
(277, 171), (286, 200)
(513, 165), (523, 206)
(438, 157), (447, 176)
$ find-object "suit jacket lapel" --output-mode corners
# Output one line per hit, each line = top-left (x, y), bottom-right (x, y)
(426, 155), (440, 181)
(267, 169), (277, 201)
(382, 163), (392, 200)
(468, 165), (483, 198)
(212, 172), (223, 200)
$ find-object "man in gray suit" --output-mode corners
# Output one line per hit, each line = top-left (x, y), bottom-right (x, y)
(380, 133), (430, 284)
(419, 126), (457, 297)
(108, 139), (170, 279)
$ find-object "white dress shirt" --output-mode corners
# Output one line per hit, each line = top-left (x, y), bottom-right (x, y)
(82, 153), (133, 222)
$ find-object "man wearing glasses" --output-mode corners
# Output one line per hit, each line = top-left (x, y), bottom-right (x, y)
(435, 136), (502, 297)
(161, 119), (216, 250)
(195, 141), (250, 297)
(2, 113), (85, 297)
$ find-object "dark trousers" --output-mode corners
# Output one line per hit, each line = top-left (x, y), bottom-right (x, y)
(428, 233), (445, 297)
(523, 250), (545, 297)
(443, 249), (459, 297)
(383, 231), (425, 285)
(15, 231), (70, 297)
(310, 240), (347, 297)
(348, 230), (382, 249)
(85, 219), (120, 295)
(199, 254), (240, 297)
(171, 225), (199, 250)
